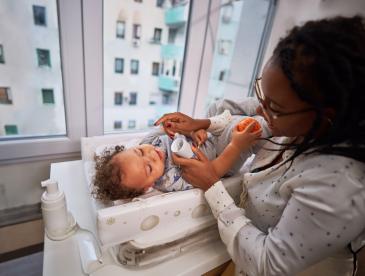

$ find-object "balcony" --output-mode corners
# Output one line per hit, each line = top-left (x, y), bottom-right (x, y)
(165, 5), (188, 27)
(161, 44), (184, 59)
(159, 76), (180, 92)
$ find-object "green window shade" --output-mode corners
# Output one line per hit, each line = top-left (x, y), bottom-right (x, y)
(42, 89), (55, 104)
(5, 125), (18, 135)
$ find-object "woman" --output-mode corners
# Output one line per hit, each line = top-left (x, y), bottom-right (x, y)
(155, 16), (365, 275)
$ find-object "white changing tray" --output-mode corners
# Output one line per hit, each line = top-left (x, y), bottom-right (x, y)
(80, 134), (244, 251)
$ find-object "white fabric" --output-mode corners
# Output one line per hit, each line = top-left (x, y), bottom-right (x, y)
(207, 109), (233, 135)
(205, 136), (365, 276)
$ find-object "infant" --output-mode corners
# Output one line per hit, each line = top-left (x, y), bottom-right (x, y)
(93, 114), (266, 201)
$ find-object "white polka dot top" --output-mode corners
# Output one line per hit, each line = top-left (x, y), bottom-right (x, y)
(205, 136), (365, 276)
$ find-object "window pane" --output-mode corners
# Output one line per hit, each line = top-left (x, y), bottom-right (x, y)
(42, 89), (55, 104)
(205, 0), (274, 109)
(103, 0), (191, 133)
(0, 44), (5, 64)
(116, 21), (125, 38)
(0, 1), (66, 139)
(33, 5), (47, 26)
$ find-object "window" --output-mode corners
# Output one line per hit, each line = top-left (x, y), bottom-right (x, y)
(129, 92), (137, 105)
(116, 21), (125, 39)
(153, 28), (162, 43)
(133, 24), (141, 39)
(0, 87), (12, 104)
(114, 121), (122, 129)
(128, 120), (136, 129)
(168, 28), (177, 44)
(0, 0), (76, 158)
(1, 0), (85, 162)
(102, 0), (193, 133)
(115, 58), (124, 73)
(4, 125), (18, 135)
(37, 49), (51, 67)
(203, 0), (275, 110)
(0, 45), (4, 64)
(162, 93), (171, 105)
(130, 59), (139, 75)
(148, 119), (154, 127)
(152, 62), (160, 76)
(114, 92), (123, 105)
(42, 89), (55, 104)
(33, 5), (46, 26)
(156, 0), (164, 8)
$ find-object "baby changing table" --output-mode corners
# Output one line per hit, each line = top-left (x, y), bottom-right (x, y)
(42, 160), (231, 276)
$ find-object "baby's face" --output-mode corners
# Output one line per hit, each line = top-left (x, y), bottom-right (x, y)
(113, 144), (166, 191)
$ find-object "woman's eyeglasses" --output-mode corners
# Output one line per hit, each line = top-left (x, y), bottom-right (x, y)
(255, 77), (315, 119)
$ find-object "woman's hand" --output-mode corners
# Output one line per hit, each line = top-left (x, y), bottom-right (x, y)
(190, 129), (208, 147)
(172, 147), (220, 191)
(231, 121), (262, 151)
(154, 112), (209, 137)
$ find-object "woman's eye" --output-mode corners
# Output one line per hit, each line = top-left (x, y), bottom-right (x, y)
(147, 164), (152, 174)
(139, 149), (144, 156)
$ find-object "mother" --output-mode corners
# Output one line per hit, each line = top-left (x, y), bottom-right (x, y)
(155, 16), (365, 275)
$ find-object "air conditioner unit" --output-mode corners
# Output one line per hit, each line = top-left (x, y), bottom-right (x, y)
(132, 39), (140, 48)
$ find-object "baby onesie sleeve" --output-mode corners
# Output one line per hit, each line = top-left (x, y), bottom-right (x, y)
(139, 127), (165, 145)
(205, 160), (365, 276)
(207, 110), (233, 135)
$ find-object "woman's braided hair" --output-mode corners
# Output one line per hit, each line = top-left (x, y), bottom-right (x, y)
(92, 145), (145, 201)
(271, 16), (365, 163)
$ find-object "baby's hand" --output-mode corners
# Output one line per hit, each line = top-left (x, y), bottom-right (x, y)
(191, 129), (208, 147)
(231, 121), (262, 151)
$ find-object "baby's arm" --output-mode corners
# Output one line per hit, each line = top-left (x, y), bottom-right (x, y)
(211, 123), (261, 178)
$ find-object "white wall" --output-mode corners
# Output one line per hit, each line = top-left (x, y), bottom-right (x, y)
(262, 0), (365, 68)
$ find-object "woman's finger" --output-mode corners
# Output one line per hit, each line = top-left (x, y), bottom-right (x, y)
(154, 113), (176, 126)
(192, 146), (209, 162)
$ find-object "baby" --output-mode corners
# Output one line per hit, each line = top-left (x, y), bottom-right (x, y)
(93, 113), (266, 201)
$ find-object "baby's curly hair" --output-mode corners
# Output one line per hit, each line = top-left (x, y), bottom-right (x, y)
(92, 145), (145, 201)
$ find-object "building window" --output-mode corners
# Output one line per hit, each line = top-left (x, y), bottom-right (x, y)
(162, 93), (171, 105)
(116, 21), (125, 39)
(153, 28), (162, 43)
(168, 28), (178, 44)
(130, 59), (139, 75)
(0, 45), (5, 64)
(152, 62), (160, 76)
(115, 58), (124, 73)
(129, 92), (137, 105)
(148, 119), (154, 127)
(133, 24), (141, 39)
(156, 0), (164, 8)
(219, 70), (226, 81)
(114, 92), (123, 105)
(0, 87), (12, 104)
(42, 89), (55, 104)
(114, 121), (122, 129)
(33, 5), (46, 26)
(37, 49), (51, 67)
(5, 125), (18, 135)
(128, 120), (136, 129)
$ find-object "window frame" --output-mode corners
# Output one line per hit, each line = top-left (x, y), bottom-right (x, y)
(33, 5), (47, 27)
(0, 0), (86, 164)
(0, 44), (5, 64)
